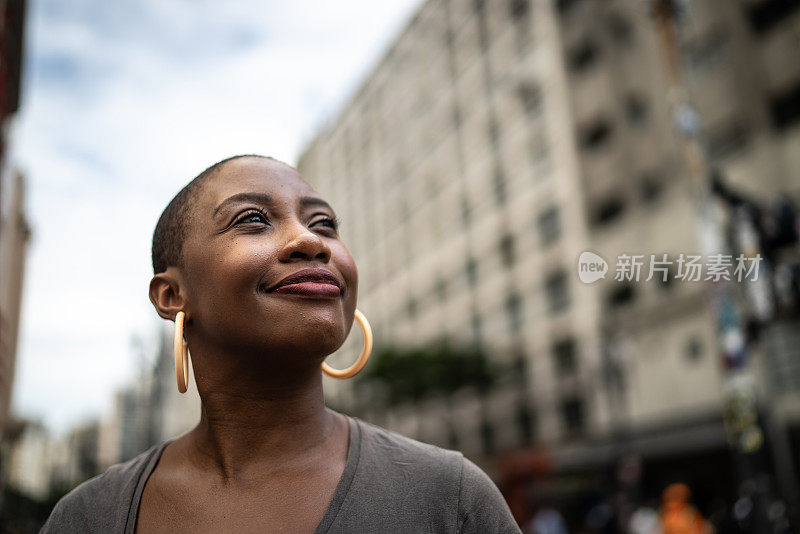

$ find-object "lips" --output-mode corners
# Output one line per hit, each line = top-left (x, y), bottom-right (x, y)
(264, 268), (343, 294)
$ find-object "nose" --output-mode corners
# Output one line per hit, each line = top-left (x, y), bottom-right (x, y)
(277, 220), (332, 263)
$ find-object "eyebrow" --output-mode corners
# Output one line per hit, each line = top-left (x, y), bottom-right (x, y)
(213, 193), (271, 216)
(299, 196), (334, 211)
(212, 192), (334, 217)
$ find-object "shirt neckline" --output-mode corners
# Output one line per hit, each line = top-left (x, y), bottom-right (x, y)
(125, 414), (362, 534)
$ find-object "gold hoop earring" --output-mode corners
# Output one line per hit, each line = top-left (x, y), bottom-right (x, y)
(322, 309), (372, 379)
(174, 311), (190, 393)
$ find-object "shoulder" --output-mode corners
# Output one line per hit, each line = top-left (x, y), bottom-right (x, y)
(40, 441), (168, 534)
(457, 457), (522, 533)
(356, 416), (463, 469)
(334, 418), (463, 532)
(354, 417), (464, 491)
(351, 418), (521, 532)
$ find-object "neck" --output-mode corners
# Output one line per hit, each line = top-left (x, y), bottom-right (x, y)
(186, 351), (341, 480)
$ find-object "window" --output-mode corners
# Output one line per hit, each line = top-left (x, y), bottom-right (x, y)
(607, 283), (635, 308)
(480, 416), (495, 455)
(657, 264), (675, 291)
(466, 257), (479, 286)
(579, 117), (614, 150)
(552, 337), (577, 377)
(746, 0), (800, 35)
(472, 311), (483, 347)
(537, 206), (561, 246)
(493, 166), (507, 205)
(407, 297), (418, 318)
(516, 401), (534, 445)
(625, 94), (648, 125)
(556, 0), (585, 16)
(452, 103), (462, 130)
(435, 276), (447, 301)
(608, 12), (633, 43)
(706, 118), (750, 159)
(545, 270), (570, 313)
(640, 174), (663, 204)
(513, 349), (527, 377)
(530, 134), (551, 168)
(445, 26), (455, 50)
(518, 81), (542, 115)
(488, 115), (501, 146)
(505, 292), (523, 332)
(568, 37), (600, 72)
(686, 29), (728, 72)
(685, 336), (704, 362)
(476, 1), (489, 53)
(770, 80), (800, 131)
(461, 196), (472, 226)
(510, 0), (529, 20)
(592, 196), (626, 227)
(499, 233), (516, 267)
(561, 397), (585, 433)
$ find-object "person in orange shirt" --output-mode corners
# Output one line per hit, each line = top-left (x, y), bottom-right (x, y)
(660, 483), (713, 534)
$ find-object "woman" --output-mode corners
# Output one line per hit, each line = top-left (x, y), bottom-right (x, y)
(42, 155), (521, 533)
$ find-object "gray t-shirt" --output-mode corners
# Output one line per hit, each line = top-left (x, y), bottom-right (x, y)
(41, 415), (522, 533)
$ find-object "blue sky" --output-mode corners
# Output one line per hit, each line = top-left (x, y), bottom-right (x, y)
(10, 0), (423, 434)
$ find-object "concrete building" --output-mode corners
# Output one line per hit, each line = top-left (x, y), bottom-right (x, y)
(150, 324), (200, 443)
(0, 0), (28, 444)
(4, 420), (50, 500)
(5, 418), (101, 501)
(94, 325), (199, 469)
(296, 0), (800, 515)
(0, 173), (30, 441)
(2, 325), (202, 504)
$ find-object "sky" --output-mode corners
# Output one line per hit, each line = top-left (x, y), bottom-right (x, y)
(9, 0), (424, 435)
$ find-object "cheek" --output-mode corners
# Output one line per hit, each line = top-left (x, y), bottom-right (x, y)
(335, 247), (358, 293)
(334, 242), (356, 279)
(183, 237), (354, 354)
(189, 238), (272, 305)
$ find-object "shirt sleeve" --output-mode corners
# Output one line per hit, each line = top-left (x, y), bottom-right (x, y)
(456, 456), (522, 534)
(39, 487), (93, 533)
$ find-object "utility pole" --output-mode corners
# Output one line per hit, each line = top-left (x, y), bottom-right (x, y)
(650, 1), (790, 531)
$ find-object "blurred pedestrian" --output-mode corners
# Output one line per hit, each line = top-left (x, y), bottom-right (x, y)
(527, 504), (567, 534)
(659, 483), (712, 534)
(629, 500), (661, 534)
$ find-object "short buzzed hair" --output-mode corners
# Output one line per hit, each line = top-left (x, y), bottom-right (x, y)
(151, 154), (279, 274)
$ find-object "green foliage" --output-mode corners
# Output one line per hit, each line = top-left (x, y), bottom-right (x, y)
(354, 338), (497, 405)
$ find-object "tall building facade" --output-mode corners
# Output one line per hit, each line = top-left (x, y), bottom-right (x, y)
(0, 173), (29, 441)
(0, 0), (27, 444)
(96, 326), (200, 469)
(297, 0), (800, 510)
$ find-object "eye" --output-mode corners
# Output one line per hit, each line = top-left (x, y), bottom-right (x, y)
(316, 216), (340, 230)
(234, 209), (268, 225)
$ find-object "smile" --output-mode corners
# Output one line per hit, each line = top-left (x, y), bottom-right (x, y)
(269, 282), (342, 298)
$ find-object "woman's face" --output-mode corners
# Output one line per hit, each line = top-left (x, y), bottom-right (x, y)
(177, 157), (358, 367)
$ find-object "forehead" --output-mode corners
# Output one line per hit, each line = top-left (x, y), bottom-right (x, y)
(198, 157), (318, 208)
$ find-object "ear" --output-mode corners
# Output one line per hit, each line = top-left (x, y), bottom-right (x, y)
(149, 267), (189, 321)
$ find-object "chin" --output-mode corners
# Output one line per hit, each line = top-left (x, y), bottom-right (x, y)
(308, 328), (348, 356)
(261, 326), (346, 358)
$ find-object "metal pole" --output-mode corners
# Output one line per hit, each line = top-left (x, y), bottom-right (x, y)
(650, 2), (785, 531)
